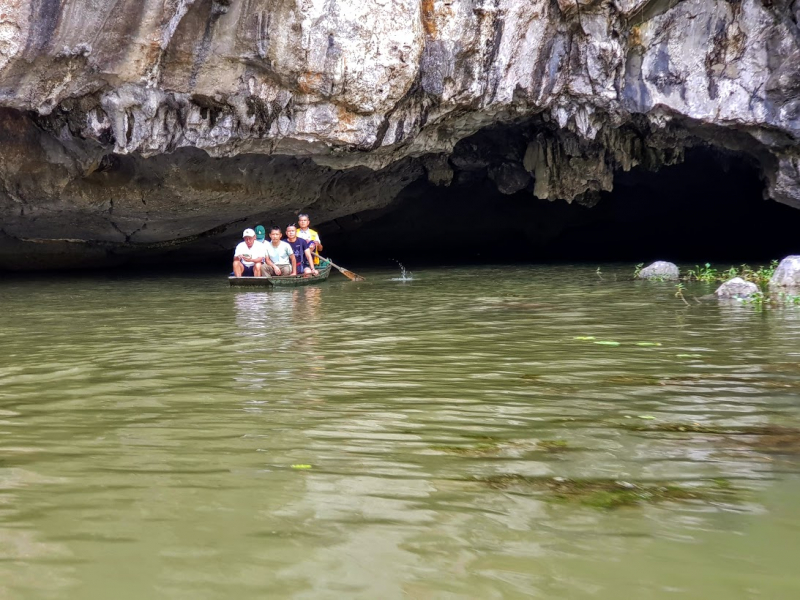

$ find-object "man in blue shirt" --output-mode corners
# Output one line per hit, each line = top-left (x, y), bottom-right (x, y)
(284, 224), (319, 276)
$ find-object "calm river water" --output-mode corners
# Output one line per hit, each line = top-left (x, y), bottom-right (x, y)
(1, 265), (799, 599)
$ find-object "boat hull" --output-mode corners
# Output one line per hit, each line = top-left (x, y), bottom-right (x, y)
(229, 265), (331, 287)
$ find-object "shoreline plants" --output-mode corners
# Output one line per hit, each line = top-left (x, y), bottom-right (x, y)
(636, 260), (800, 307)
(683, 260), (778, 291)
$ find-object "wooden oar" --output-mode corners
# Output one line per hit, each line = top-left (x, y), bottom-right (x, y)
(314, 253), (365, 281)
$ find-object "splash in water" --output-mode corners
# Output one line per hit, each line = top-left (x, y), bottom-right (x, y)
(390, 260), (413, 281)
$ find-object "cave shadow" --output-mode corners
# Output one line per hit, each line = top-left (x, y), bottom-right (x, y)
(321, 148), (800, 267)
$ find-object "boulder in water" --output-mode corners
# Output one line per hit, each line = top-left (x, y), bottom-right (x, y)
(638, 261), (679, 281)
(769, 256), (800, 290)
(715, 277), (759, 299)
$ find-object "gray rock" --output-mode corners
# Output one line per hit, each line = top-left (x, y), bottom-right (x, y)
(769, 256), (800, 289)
(638, 261), (679, 281)
(488, 162), (531, 195)
(715, 277), (759, 299)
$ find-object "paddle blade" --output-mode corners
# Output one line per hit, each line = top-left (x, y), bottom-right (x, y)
(341, 269), (365, 282)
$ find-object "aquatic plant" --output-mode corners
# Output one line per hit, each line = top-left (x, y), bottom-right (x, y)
(620, 422), (800, 455)
(674, 283), (690, 306)
(740, 291), (765, 309)
(537, 439), (569, 452)
(737, 260), (778, 291)
(682, 260), (778, 288)
(739, 290), (800, 309)
(633, 263), (644, 278)
(476, 475), (737, 509)
(685, 263), (719, 282)
(430, 443), (502, 456)
(670, 260), (798, 309)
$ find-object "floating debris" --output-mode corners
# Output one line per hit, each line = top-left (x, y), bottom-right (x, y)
(635, 342), (662, 347)
(291, 464), (312, 469)
(475, 475), (736, 509)
(430, 443), (502, 456)
(620, 423), (800, 455)
(430, 438), (543, 456)
(676, 353), (703, 358)
(537, 439), (570, 452)
(574, 336), (596, 340)
(594, 341), (621, 346)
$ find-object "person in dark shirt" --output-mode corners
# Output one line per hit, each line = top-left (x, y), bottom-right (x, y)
(283, 224), (319, 276)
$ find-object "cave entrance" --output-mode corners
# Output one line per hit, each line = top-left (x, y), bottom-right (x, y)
(321, 147), (800, 266)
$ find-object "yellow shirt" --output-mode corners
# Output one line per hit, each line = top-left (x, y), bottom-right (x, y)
(297, 228), (321, 264)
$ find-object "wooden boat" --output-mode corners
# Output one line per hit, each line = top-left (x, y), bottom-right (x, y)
(229, 264), (332, 287)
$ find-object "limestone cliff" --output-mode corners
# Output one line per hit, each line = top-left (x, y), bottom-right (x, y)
(0, 0), (798, 268)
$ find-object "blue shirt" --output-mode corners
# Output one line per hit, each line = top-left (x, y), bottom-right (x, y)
(283, 237), (311, 270)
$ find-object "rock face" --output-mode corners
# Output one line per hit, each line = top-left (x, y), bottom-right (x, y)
(715, 277), (759, 299)
(769, 256), (800, 289)
(1, 0), (800, 268)
(638, 261), (679, 280)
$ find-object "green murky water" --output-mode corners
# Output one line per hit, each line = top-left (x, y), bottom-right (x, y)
(1, 265), (800, 599)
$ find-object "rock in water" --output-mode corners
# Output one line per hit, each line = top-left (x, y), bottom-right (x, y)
(769, 256), (800, 290)
(715, 277), (759, 299)
(638, 262), (679, 281)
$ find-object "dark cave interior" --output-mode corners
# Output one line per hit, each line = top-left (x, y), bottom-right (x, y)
(320, 147), (800, 267)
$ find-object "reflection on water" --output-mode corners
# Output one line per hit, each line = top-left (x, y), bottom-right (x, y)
(1, 266), (800, 598)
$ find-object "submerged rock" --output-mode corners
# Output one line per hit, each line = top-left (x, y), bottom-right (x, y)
(769, 256), (800, 290)
(638, 261), (679, 281)
(715, 277), (759, 299)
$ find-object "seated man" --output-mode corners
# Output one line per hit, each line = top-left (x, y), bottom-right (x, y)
(232, 228), (266, 277)
(284, 224), (319, 277)
(254, 225), (267, 243)
(296, 213), (322, 266)
(264, 226), (297, 276)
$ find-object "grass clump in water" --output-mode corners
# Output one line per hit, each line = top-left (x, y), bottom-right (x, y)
(477, 476), (735, 509)
(430, 443), (503, 456)
(620, 422), (800, 454)
(682, 261), (778, 288)
(537, 439), (569, 452)
(432, 437), (572, 456)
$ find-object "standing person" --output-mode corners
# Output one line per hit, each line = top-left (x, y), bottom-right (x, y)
(232, 228), (266, 277)
(284, 224), (319, 276)
(264, 226), (297, 276)
(296, 213), (323, 266)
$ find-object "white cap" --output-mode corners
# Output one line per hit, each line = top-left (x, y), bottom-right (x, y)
(242, 228), (256, 238)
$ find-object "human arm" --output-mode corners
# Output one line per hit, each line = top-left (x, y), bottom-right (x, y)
(267, 257), (281, 275)
(262, 249), (279, 274)
(234, 243), (255, 265)
(289, 253), (297, 276)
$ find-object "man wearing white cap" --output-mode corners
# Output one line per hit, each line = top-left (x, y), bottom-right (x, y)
(232, 228), (266, 277)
